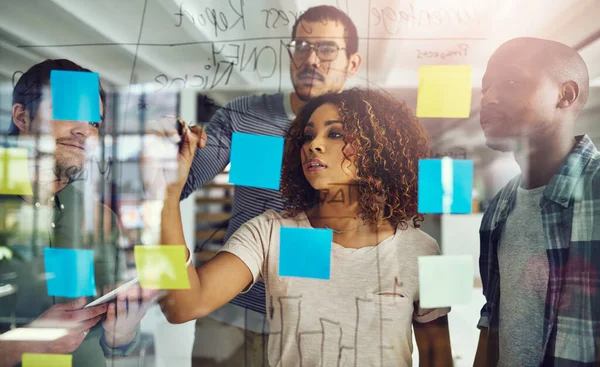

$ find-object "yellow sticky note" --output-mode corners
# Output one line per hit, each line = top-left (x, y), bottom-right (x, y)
(416, 65), (472, 118)
(22, 353), (72, 367)
(134, 245), (190, 289)
(0, 147), (33, 196)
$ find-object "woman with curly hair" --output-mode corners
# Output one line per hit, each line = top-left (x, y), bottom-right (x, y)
(160, 88), (452, 366)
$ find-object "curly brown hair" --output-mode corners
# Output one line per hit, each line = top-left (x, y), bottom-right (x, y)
(281, 88), (431, 229)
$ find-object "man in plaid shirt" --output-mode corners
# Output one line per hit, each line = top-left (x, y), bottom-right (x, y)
(474, 37), (599, 366)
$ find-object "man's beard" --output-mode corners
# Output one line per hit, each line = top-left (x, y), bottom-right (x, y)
(292, 68), (327, 102)
(53, 137), (88, 183)
(54, 160), (86, 184)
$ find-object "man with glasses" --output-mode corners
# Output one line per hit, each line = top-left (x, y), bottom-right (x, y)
(177, 5), (362, 366)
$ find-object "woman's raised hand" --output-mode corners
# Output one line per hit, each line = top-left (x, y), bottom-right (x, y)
(171, 121), (207, 192)
(140, 116), (207, 200)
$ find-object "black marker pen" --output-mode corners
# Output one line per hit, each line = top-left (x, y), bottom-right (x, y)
(176, 118), (188, 149)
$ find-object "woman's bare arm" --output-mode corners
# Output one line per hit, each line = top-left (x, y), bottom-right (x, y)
(151, 124), (253, 324)
(158, 195), (253, 324)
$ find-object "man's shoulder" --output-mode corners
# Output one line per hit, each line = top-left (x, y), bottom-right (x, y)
(573, 151), (600, 205)
(224, 92), (284, 111)
(569, 135), (600, 184)
(583, 150), (600, 180)
(215, 92), (290, 133)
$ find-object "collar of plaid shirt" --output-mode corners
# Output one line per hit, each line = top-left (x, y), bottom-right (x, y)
(478, 134), (600, 366)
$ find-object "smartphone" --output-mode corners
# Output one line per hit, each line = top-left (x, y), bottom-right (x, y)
(84, 277), (139, 308)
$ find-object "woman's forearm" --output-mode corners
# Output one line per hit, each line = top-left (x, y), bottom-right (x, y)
(158, 189), (254, 323)
(161, 195), (186, 245)
(159, 193), (206, 323)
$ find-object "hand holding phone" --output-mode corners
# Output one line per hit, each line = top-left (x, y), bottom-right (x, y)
(84, 278), (139, 308)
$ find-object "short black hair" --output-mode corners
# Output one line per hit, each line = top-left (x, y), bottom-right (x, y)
(291, 5), (358, 58)
(10, 59), (106, 136)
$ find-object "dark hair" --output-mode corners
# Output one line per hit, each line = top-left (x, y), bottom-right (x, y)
(281, 88), (431, 229)
(10, 59), (106, 136)
(291, 5), (358, 58)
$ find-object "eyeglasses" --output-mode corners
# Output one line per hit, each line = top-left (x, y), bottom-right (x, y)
(286, 40), (345, 62)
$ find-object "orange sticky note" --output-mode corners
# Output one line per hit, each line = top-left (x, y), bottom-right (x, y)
(0, 147), (33, 195)
(416, 65), (472, 118)
(134, 245), (190, 289)
(22, 353), (72, 367)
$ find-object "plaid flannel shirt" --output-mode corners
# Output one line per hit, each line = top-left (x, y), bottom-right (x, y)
(478, 134), (600, 366)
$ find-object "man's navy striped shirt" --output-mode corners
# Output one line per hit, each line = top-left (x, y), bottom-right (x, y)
(181, 92), (295, 316)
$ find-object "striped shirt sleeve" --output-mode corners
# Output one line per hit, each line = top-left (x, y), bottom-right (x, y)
(180, 104), (234, 200)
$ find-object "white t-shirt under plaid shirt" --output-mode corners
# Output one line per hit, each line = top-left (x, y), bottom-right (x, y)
(220, 210), (450, 367)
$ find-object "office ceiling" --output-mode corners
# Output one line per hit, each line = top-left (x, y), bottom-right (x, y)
(1, 0), (599, 168)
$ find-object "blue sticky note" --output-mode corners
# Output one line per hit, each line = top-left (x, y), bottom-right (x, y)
(51, 70), (101, 122)
(229, 133), (284, 190)
(418, 158), (473, 214)
(279, 227), (332, 279)
(44, 248), (96, 297)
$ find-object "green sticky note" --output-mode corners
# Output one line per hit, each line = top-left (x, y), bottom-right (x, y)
(416, 65), (472, 118)
(0, 147), (33, 196)
(418, 255), (473, 308)
(22, 353), (72, 367)
(134, 245), (190, 290)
